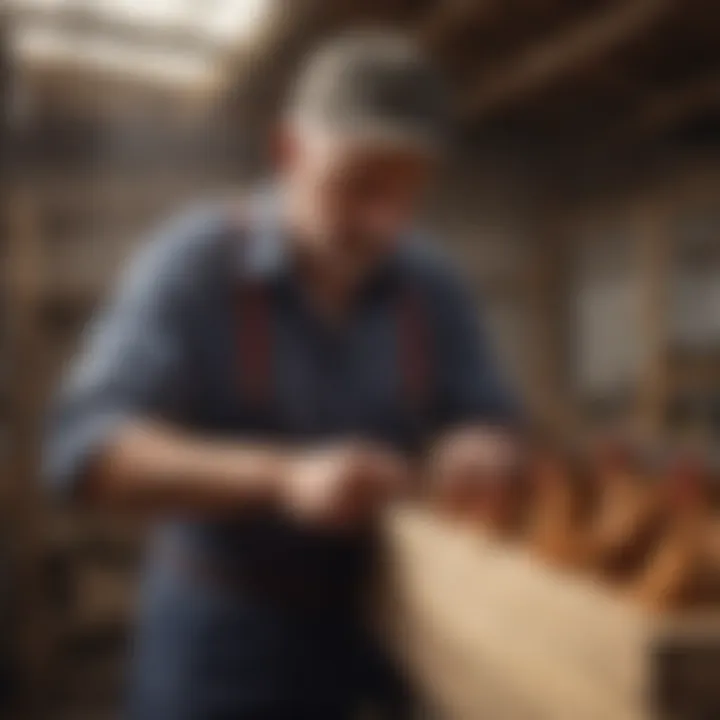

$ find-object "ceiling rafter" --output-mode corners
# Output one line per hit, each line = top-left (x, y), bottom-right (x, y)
(417, 0), (500, 49)
(462, 0), (674, 119)
(609, 73), (720, 145)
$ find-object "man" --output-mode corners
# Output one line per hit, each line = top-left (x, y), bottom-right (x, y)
(44, 32), (519, 719)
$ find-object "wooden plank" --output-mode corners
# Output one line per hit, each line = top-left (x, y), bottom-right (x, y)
(384, 508), (720, 720)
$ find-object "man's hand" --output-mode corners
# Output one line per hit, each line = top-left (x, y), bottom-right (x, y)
(280, 443), (410, 530)
(430, 428), (525, 531)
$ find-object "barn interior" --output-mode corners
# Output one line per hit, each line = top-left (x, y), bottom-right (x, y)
(1, 0), (720, 718)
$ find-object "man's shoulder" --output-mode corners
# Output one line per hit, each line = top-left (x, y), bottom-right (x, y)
(114, 197), (255, 309)
(138, 199), (244, 269)
(125, 192), (268, 287)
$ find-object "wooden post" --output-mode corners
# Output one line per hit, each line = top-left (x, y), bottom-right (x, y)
(636, 199), (671, 439)
(526, 207), (576, 436)
(3, 187), (54, 718)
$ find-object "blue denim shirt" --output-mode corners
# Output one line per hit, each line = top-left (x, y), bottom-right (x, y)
(43, 190), (518, 717)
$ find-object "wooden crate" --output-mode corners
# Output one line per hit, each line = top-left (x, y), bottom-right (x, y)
(383, 509), (720, 720)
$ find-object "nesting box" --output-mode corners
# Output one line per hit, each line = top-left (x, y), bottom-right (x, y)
(384, 509), (720, 720)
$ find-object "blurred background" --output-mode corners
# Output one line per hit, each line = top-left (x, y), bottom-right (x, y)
(0, 0), (719, 717)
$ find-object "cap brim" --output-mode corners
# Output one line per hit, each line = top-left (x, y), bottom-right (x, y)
(334, 122), (443, 156)
(293, 111), (443, 157)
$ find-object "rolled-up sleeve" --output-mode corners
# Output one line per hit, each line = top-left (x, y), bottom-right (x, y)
(432, 271), (522, 430)
(43, 214), (208, 498)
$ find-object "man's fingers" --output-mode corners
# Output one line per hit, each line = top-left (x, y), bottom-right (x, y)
(449, 436), (518, 472)
(432, 431), (525, 497)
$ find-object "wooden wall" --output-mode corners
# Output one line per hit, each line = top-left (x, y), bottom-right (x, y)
(416, 143), (720, 437)
(565, 152), (720, 435)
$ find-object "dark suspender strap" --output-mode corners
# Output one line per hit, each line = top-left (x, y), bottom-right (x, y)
(397, 284), (434, 419)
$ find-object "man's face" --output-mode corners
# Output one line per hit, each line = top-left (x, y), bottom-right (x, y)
(278, 125), (434, 279)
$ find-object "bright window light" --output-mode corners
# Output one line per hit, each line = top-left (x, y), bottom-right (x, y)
(203, 0), (274, 44)
(84, 0), (197, 29)
(11, 0), (274, 46)
(10, 0), (67, 9)
(14, 24), (217, 87)
(8, 0), (275, 87)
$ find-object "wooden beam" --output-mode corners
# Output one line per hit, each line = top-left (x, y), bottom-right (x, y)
(463, 0), (674, 119)
(417, 0), (499, 49)
(610, 74), (720, 145)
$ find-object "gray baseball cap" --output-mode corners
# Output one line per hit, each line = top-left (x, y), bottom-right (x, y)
(287, 31), (449, 155)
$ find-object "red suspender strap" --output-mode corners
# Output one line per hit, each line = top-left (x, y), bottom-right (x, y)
(397, 285), (434, 418)
(235, 281), (273, 415)
(225, 202), (274, 417)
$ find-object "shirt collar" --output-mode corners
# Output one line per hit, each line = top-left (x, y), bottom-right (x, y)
(240, 184), (414, 292)
(241, 185), (289, 280)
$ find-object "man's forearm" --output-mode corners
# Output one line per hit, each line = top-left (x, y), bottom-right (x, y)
(82, 421), (287, 515)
